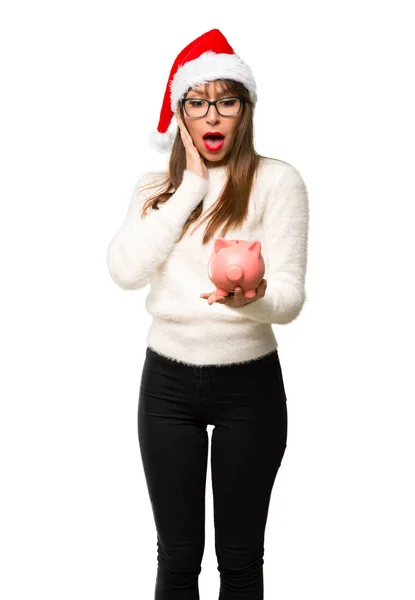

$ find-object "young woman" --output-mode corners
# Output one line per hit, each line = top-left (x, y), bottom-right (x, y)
(107, 29), (309, 600)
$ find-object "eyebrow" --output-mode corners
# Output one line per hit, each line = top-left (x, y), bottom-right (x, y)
(187, 92), (232, 99)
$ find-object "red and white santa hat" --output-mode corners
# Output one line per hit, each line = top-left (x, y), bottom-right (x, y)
(149, 28), (257, 153)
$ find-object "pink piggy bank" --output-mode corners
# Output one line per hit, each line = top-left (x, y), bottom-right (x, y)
(207, 238), (265, 299)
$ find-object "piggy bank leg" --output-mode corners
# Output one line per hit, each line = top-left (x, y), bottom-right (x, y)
(216, 287), (230, 297)
(244, 289), (256, 298)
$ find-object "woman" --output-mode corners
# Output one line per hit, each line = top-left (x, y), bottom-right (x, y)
(107, 29), (309, 600)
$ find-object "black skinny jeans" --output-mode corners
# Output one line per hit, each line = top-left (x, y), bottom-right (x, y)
(137, 346), (288, 599)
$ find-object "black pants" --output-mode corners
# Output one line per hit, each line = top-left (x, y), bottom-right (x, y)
(137, 346), (288, 599)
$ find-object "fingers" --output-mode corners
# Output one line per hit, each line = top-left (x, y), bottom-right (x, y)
(178, 122), (194, 151)
(201, 281), (267, 299)
(177, 112), (197, 151)
(176, 112), (189, 140)
(176, 112), (186, 134)
(257, 279), (267, 296)
(177, 115), (189, 144)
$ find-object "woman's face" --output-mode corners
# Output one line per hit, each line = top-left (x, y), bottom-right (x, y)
(179, 80), (243, 168)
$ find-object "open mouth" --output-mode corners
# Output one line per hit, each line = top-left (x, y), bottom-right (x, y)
(203, 132), (225, 151)
(203, 132), (225, 141)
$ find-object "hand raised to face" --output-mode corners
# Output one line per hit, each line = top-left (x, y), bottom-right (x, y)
(176, 112), (208, 180)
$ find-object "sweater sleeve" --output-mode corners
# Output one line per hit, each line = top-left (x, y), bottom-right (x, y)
(107, 169), (209, 290)
(224, 164), (309, 324)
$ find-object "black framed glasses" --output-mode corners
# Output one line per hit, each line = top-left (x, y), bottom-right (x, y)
(181, 95), (245, 118)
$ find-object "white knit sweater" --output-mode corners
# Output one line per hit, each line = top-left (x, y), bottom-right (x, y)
(107, 156), (309, 366)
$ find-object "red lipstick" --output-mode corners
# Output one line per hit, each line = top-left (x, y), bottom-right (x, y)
(203, 131), (225, 152)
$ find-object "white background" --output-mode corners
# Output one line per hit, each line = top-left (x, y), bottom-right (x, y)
(1, 1), (414, 598)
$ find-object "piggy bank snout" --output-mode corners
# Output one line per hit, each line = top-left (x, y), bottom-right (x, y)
(226, 265), (243, 282)
(207, 238), (265, 294)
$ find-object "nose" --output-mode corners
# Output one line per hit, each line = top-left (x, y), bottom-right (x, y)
(206, 103), (221, 123)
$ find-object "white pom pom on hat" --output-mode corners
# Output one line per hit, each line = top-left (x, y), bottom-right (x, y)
(149, 28), (257, 154)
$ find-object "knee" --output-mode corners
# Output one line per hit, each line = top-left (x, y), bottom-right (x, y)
(217, 551), (264, 590)
(157, 543), (203, 586)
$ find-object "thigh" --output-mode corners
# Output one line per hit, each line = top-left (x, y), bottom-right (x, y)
(210, 351), (288, 552)
(137, 348), (209, 558)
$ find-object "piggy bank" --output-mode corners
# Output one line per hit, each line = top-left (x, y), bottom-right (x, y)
(207, 238), (265, 299)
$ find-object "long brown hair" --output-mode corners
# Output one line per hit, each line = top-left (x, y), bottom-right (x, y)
(139, 78), (264, 245)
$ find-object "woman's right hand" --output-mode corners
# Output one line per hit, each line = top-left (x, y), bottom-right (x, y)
(176, 111), (208, 181)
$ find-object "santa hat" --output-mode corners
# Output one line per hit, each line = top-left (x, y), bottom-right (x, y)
(149, 28), (257, 153)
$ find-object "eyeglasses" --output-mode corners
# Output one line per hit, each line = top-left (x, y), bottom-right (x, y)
(181, 95), (245, 118)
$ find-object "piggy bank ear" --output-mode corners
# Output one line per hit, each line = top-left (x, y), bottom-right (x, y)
(247, 240), (261, 257)
(214, 237), (231, 255)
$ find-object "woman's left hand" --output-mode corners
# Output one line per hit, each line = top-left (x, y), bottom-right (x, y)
(200, 279), (267, 307)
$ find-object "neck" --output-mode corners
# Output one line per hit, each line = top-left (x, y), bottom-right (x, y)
(206, 158), (228, 169)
